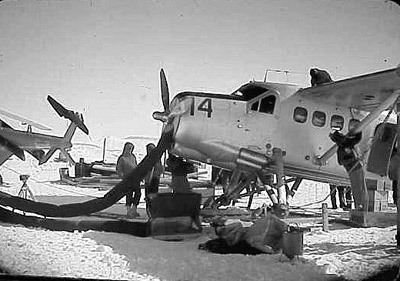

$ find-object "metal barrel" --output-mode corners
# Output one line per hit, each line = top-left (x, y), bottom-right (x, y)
(282, 228), (304, 259)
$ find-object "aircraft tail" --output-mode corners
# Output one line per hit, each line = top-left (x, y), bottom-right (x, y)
(38, 147), (57, 165)
(47, 95), (89, 135)
(38, 95), (91, 166)
(38, 122), (78, 166)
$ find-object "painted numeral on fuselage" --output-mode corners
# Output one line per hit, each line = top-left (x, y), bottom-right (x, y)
(190, 97), (213, 118)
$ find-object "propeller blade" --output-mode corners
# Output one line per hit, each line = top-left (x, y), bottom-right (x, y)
(152, 111), (169, 123)
(160, 69), (170, 113)
(0, 109), (51, 131)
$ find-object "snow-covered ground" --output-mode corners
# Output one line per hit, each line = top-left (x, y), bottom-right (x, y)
(0, 150), (399, 281)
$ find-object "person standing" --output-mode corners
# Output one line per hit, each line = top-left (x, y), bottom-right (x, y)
(343, 186), (353, 210)
(166, 154), (195, 193)
(144, 143), (164, 200)
(389, 147), (399, 206)
(329, 184), (347, 209)
(330, 185), (352, 210)
(116, 142), (140, 218)
(329, 119), (368, 211)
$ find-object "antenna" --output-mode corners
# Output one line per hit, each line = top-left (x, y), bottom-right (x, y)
(264, 69), (290, 82)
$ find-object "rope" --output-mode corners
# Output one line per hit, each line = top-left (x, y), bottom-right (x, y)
(291, 185), (338, 208)
(290, 205), (342, 221)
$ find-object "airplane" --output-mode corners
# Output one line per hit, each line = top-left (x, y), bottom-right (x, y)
(0, 95), (89, 168)
(152, 67), (400, 215)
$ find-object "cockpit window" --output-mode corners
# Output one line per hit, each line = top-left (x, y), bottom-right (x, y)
(250, 95), (276, 114)
(259, 95), (276, 114)
(233, 84), (269, 101)
(251, 101), (259, 111)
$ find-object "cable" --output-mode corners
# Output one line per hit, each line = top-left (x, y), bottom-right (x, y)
(291, 185), (337, 208)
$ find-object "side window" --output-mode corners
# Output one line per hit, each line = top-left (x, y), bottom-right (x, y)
(312, 111), (326, 127)
(330, 115), (344, 131)
(251, 101), (259, 111)
(293, 107), (307, 123)
(259, 95), (276, 114)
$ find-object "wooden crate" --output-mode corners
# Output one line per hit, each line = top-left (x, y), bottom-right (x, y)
(367, 190), (389, 212)
(368, 200), (389, 212)
(367, 190), (388, 201)
(366, 179), (392, 191)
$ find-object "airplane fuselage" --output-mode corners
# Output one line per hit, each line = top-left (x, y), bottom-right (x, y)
(0, 127), (70, 151)
(169, 81), (392, 185)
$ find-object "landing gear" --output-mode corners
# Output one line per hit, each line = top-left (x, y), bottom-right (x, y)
(207, 171), (301, 219)
(204, 148), (304, 219)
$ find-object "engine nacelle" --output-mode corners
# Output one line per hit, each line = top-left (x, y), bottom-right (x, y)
(235, 148), (271, 171)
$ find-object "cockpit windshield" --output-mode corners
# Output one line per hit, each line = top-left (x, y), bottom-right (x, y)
(231, 83), (269, 101)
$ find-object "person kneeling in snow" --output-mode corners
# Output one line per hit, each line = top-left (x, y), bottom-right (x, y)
(199, 212), (287, 255)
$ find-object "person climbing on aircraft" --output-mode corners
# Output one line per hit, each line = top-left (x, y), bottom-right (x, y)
(329, 119), (369, 211)
(310, 68), (333, 86)
(144, 143), (164, 200)
(116, 142), (140, 218)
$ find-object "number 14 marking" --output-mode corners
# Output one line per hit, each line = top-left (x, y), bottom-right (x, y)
(190, 97), (213, 118)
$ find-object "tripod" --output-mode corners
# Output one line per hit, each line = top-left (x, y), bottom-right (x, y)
(17, 175), (35, 201)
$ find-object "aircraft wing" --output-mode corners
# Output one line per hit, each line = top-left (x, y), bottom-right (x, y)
(0, 150), (14, 166)
(295, 67), (400, 111)
(0, 119), (14, 129)
(0, 120), (18, 165)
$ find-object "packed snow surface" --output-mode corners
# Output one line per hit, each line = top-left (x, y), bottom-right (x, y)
(0, 149), (399, 280)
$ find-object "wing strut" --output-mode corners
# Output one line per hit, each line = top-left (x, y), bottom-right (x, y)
(314, 89), (400, 166)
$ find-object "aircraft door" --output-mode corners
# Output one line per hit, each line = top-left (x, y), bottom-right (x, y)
(244, 92), (281, 150)
(366, 123), (397, 176)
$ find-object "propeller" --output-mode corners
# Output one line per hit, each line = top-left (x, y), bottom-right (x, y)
(47, 95), (89, 135)
(160, 69), (170, 114)
(0, 109), (51, 131)
(152, 69), (171, 123)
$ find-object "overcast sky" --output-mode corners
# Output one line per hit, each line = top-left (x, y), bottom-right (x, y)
(0, 0), (399, 142)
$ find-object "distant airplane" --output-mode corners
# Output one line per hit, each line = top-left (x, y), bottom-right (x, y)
(0, 95), (89, 167)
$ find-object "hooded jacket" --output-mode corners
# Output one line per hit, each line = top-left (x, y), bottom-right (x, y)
(116, 143), (138, 179)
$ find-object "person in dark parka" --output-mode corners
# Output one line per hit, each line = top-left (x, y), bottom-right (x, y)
(116, 142), (140, 218)
(329, 120), (368, 211)
(310, 68), (333, 86)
